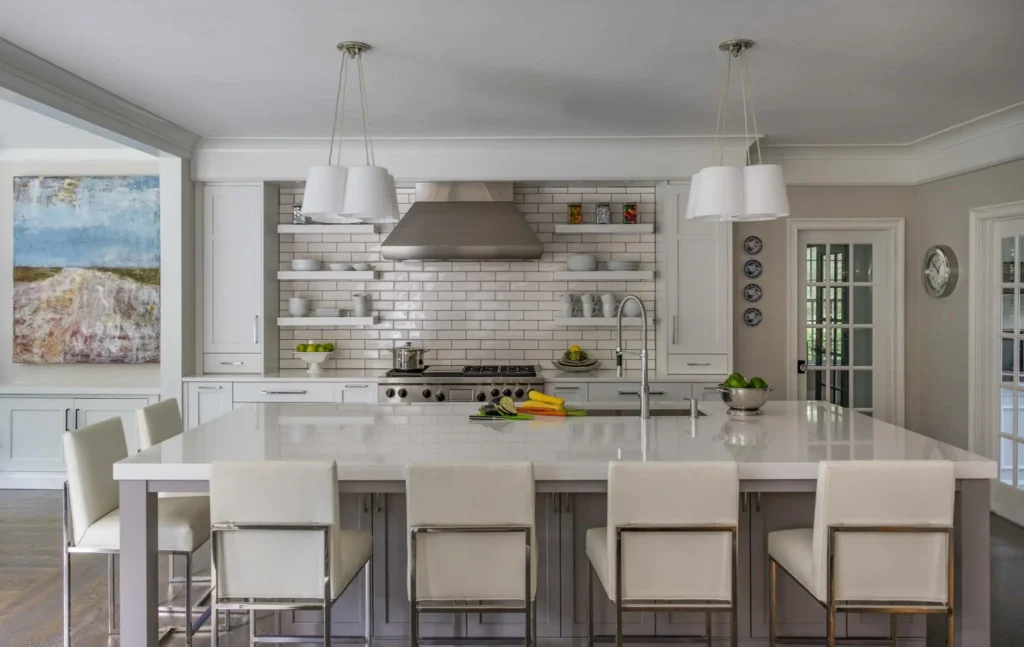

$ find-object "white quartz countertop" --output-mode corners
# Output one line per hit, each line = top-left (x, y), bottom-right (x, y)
(183, 370), (721, 383)
(114, 400), (996, 482)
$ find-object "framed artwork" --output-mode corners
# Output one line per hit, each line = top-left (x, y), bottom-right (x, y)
(13, 176), (160, 364)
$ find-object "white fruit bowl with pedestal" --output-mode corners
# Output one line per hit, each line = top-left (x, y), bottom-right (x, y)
(294, 351), (332, 374)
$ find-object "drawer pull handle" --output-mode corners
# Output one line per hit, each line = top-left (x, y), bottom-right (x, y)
(261, 390), (308, 395)
(220, 361), (244, 365)
(687, 362), (712, 366)
(197, 386), (223, 390)
(617, 390), (666, 396)
(554, 386), (579, 390)
(344, 384), (369, 389)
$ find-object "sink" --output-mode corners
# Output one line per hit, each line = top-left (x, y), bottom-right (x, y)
(585, 408), (706, 417)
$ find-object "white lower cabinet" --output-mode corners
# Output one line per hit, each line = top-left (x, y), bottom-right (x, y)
(586, 382), (693, 403)
(0, 394), (158, 488)
(186, 382), (233, 428)
(337, 383), (378, 404)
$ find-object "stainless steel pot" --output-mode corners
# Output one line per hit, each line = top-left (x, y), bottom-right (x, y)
(714, 384), (772, 412)
(388, 342), (429, 371)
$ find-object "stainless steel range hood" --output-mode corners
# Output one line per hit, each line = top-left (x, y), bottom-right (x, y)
(380, 182), (543, 261)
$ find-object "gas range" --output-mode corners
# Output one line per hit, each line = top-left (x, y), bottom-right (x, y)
(377, 365), (544, 403)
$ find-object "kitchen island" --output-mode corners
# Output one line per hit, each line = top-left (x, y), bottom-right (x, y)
(114, 401), (995, 646)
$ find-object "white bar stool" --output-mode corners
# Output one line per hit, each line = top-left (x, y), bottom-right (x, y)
(767, 461), (955, 647)
(62, 417), (210, 647)
(209, 460), (373, 647)
(406, 462), (536, 647)
(137, 397), (187, 451)
(585, 462), (740, 647)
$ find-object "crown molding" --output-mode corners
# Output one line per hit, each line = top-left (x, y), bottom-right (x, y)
(0, 38), (199, 159)
(0, 148), (157, 163)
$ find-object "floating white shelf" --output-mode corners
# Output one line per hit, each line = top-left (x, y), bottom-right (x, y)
(278, 316), (376, 327)
(554, 224), (654, 234)
(549, 317), (650, 327)
(553, 271), (654, 281)
(277, 271), (376, 280)
(277, 224), (376, 234)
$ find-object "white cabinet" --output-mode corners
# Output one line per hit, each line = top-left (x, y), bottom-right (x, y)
(337, 383), (377, 403)
(587, 382), (693, 403)
(74, 398), (153, 454)
(656, 183), (732, 375)
(0, 398), (73, 472)
(186, 382), (233, 428)
(201, 183), (278, 373)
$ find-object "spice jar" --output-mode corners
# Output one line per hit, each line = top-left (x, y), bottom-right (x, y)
(567, 203), (583, 224)
(622, 203), (638, 224)
(596, 202), (611, 224)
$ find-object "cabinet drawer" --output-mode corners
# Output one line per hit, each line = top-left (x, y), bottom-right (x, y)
(667, 354), (729, 375)
(204, 353), (261, 374)
(232, 382), (335, 403)
(544, 383), (589, 403)
(588, 382), (693, 403)
(337, 383), (377, 404)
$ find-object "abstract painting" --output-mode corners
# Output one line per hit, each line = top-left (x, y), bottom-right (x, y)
(13, 176), (160, 364)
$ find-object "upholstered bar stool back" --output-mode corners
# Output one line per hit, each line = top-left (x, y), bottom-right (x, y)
(406, 462), (536, 602)
(63, 417), (127, 545)
(602, 461), (739, 602)
(137, 398), (184, 451)
(210, 461), (345, 600)
(811, 460), (954, 603)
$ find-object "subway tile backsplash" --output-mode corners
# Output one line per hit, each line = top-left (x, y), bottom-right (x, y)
(278, 182), (656, 375)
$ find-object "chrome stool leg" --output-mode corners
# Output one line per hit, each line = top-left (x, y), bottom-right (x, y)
(108, 554), (117, 635)
(587, 562), (594, 647)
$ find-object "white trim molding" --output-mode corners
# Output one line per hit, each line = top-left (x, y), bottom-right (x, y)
(0, 37), (199, 158)
(785, 218), (906, 425)
(967, 200), (1024, 459)
(0, 148), (155, 162)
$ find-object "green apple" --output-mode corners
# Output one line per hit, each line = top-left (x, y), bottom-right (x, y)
(296, 343), (307, 352)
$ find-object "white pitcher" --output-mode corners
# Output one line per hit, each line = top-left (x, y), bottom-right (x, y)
(352, 293), (369, 317)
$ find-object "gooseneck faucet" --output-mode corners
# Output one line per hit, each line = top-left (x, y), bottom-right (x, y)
(615, 295), (650, 420)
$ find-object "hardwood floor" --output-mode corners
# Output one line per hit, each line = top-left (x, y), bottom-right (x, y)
(3, 490), (1023, 645)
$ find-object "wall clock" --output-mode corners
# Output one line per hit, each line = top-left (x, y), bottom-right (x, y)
(923, 245), (959, 298)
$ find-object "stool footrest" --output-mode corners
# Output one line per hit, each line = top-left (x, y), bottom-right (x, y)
(591, 635), (710, 644)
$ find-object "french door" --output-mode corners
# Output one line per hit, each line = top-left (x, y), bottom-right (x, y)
(992, 218), (1024, 520)
(796, 230), (896, 423)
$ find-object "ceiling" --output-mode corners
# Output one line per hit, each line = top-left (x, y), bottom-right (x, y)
(0, 98), (125, 149)
(0, 0), (1021, 145)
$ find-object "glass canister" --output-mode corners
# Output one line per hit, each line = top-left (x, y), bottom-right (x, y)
(567, 203), (583, 224)
(596, 202), (611, 224)
(623, 202), (639, 224)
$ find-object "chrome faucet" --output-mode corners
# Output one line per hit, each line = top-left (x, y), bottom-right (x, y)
(615, 295), (650, 420)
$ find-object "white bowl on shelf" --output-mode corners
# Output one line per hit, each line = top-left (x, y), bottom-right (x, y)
(605, 260), (639, 271)
(351, 262), (372, 271)
(291, 258), (322, 271)
(327, 262), (352, 271)
(294, 351), (331, 374)
(288, 297), (309, 317)
(566, 254), (598, 271)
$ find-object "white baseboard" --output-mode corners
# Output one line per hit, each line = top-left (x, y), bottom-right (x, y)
(0, 472), (65, 490)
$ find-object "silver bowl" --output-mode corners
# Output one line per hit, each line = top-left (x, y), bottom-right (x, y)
(715, 384), (772, 412)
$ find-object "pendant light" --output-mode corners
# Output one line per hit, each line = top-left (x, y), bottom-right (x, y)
(302, 41), (397, 220)
(340, 42), (397, 219)
(686, 39), (789, 221)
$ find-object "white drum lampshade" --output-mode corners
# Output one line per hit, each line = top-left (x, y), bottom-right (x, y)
(387, 173), (400, 219)
(342, 165), (393, 217)
(684, 170), (703, 220)
(694, 166), (744, 220)
(742, 164), (789, 219)
(302, 165), (348, 216)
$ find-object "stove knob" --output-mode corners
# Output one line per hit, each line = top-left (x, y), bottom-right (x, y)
(514, 388), (525, 399)
(502, 388), (513, 397)
(385, 388), (396, 399)
(397, 388), (408, 398)
(421, 388), (432, 399)
(476, 392), (487, 402)
(436, 392), (446, 402)
(490, 388), (500, 398)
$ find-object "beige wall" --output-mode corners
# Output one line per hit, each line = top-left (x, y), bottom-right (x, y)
(728, 159), (1024, 448)
(914, 159), (1024, 448)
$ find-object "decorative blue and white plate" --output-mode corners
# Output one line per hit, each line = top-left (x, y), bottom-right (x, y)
(743, 235), (763, 255)
(743, 259), (763, 279)
(743, 284), (763, 302)
(743, 308), (763, 327)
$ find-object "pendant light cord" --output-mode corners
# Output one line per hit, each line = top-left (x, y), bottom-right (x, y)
(712, 49), (732, 166)
(356, 53), (376, 166)
(741, 50), (764, 165)
(739, 49), (751, 166)
(327, 53), (350, 165)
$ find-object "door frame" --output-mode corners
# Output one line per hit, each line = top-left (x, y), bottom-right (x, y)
(967, 202), (1024, 504)
(785, 218), (905, 425)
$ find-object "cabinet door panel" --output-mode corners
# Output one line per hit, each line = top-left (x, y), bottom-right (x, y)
(372, 494), (463, 638)
(75, 398), (153, 454)
(673, 233), (730, 355)
(338, 383), (377, 404)
(203, 185), (263, 354)
(466, 493), (561, 638)
(0, 398), (73, 472)
(560, 493), (655, 637)
(186, 382), (233, 428)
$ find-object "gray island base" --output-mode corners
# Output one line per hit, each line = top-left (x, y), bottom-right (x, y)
(114, 401), (994, 647)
